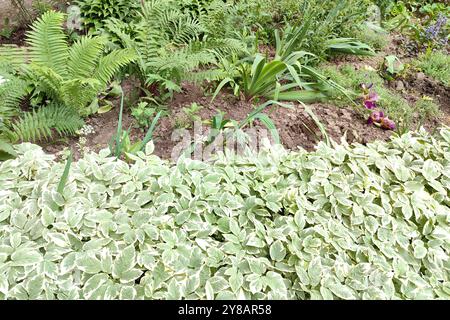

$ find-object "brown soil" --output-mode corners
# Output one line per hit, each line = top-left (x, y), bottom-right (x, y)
(0, 27), (27, 46)
(37, 34), (450, 162)
(404, 74), (450, 114)
(41, 82), (393, 161)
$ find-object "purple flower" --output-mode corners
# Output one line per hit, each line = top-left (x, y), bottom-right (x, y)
(367, 111), (385, 124)
(380, 117), (396, 130)
(364, 92), (379, 109)
(423, 14), (448, 46)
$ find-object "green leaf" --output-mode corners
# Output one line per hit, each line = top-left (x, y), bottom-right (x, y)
(77, 253), (102, 274)
(270, 240), (286, 262)
(11, 248), (43, 266)
(112, 245), (136, 279)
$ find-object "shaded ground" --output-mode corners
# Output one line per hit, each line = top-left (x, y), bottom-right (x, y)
(0, 27), (27, 46)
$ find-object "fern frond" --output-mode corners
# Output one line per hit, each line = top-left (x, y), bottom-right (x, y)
(67, 36), (106, 79)
(8, 104), (84, 142)
(92, 48), (136, 86)
(0, 45), (29, 70)
(27, 64), (64, 101)
(60, 79), (101, 112)
(26, 11), (69, 77)
(184, 68), (225, 83)
(0, 77), (29, 122)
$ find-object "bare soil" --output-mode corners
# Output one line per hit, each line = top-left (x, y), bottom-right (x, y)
(34, 35), (450, 161)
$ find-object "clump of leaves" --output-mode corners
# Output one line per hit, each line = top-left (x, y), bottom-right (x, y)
(414, 96), (440, 126)
(130, 101), (164, 129)
(415, 50), (450, 86)
(381, 55), (406, 80)
(109, 90), (161, 161)
(1, 127), (450, 299)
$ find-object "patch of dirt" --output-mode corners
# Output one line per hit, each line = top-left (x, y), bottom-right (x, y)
(41, 81), (396, 161)
(405, 73), (450, 114)
(0, 27), (27, 46)
(37, 34), (449, 162)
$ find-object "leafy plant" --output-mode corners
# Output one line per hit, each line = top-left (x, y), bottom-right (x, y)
(109, 0), (246, 101)
(182, 103), (203, 123)
(20, 11), (136, 115)
(0, 138), (17, 161)
(414, 96), (440, 126)
(57, 150), (73, 194)
(325, 38), (376, 56)
(0, 11), (135, 115)
(76, 0), (140, 33)
(0, 18), (14, 39)
(415, 50), (450, 86)
(130, 101), (164, 129)
(382, 55), (406, 80)
(206, 100), (292, 147)
(110, 90), (162, 160)
(1, 127), (450, 299)
(212, 53), (342, 104)
(6, 103), (84, 143)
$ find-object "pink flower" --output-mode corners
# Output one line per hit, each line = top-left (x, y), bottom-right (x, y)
(380, 117), (396, 130)
(367, 111), (385, 124)
(364, 92), (380, 109)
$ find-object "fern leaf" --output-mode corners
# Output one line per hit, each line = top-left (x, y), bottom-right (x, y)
(67, 36), (107, 79)
(8, 104), (84, 142)
(60, 79), (101, 112)
(27, 64), (64, 102)
(0, 45), (29, 70)
(0, 77), (29, 122)
(92, 48), (136, 86)
(26, 11), (69, 77)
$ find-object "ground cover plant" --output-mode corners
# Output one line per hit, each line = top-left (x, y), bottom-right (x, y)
(0, 128), (449, 300)
(0, 0), (449, 301)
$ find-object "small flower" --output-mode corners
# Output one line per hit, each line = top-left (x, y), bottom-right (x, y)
(367, 111), (385, 124)
(380, 117), (396, 130)
(364, 92), (379, 109)
(423, 13), (448, 47)
(361, 83), (374, 93)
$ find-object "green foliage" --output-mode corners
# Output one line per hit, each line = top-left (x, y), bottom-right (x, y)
(419, 2), (450, 20)
(0, 138), (17, 161)
(110, 91), (161, 160)
(319, 63), (414, 129)
(382, 55), (406, 80)
(57, 150), (73, 194)
(213, 49), (350, 104)
(384, 1), (449, 50)
(1, 128), (450, 299)
(415, 51), (450, 86)
(130, 101), (163, 129)
(0, 74), (29, 122)
(0, 12), (136, 118)
(6, 104), (84, 143)
(325, 38), (376, 56)
(182, 103), (203, 123)
(21, 11), (136, 115)
(0, 18), (14, 39)
(76, 0), (140, 32)
(234, 0), (371, 52)
(350, 23), (390, 51)
(109, 0), (249, 99)
(415, 96), (440, 126)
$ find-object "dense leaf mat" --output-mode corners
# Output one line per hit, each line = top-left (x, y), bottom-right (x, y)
(0, 128), (449, 299)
